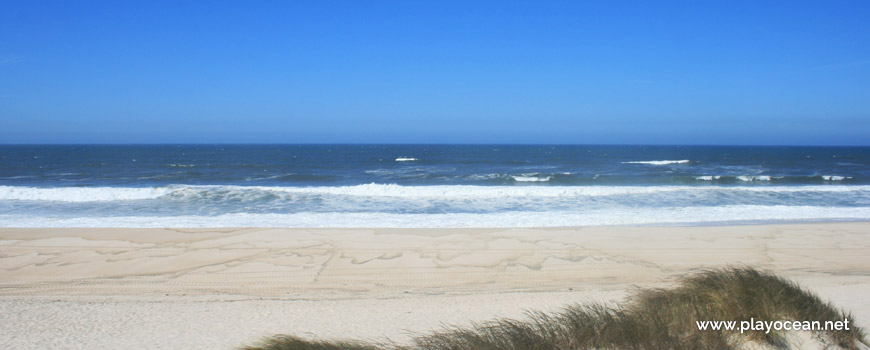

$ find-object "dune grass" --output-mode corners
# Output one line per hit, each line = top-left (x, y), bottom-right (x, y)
(243, 267), (867, 350)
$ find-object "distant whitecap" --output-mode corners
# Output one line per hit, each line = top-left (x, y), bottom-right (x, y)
(622, 160), (690, 165)
(822, 175), (848, 181)
(512, 176), (552, 182)
(737, 176), (772, 182)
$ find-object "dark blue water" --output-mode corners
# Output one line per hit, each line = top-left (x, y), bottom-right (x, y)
(2, 144), (868, 186)
(1, 145), (868, 227)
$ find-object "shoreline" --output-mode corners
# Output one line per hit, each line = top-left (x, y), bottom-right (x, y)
(1, 222), (869, 349)
(4, 217), (870, 229)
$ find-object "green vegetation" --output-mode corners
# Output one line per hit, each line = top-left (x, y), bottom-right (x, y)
(243, 267), (866, 350)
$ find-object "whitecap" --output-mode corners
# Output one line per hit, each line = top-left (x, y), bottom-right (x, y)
(466, 173), (502, 181)
(737, 176), (772, 182)
(512, 176), (551, 182)
(822, 175), (848, 181)
(622, 160), (690, 165)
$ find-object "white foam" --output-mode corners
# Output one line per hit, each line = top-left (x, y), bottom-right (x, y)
(695, 176), (722, 181)
(395, 157), (418, 162)
(466, 174), (502, 180)
(0, 186), (171, 202)
(2, 184), (869, 202)
(237, 184), (870, 197)
(512, 176), (551, 182)
(737, 176), (772, 182)
(3, 205), (868, 228)
(622, 160), (690, 165)
(271, 184), (693, 197)
(822, 176), (848, 181)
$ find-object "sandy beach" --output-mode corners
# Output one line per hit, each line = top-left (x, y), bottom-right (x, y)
(5, 0), (869, 347)
(1, 222), (868, 349)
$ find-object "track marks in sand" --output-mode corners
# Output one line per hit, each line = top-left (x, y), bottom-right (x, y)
(0, 224), (868, 297)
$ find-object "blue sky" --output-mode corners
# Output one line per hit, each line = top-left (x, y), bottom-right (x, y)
(1, 1), (868, 145)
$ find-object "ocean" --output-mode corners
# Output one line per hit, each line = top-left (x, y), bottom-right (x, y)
(1, 144), (868, 227)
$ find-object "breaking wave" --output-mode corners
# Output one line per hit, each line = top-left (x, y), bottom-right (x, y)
(693, 175), (853, 183)
(0, 186), (172, 202)
(512, 175), (551, 182)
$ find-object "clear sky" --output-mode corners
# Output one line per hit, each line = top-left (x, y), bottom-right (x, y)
(1, 1), (868, 145)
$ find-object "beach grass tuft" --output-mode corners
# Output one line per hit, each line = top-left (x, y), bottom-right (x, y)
(242, 335), (382, 350)
(243, 267), (867, 350)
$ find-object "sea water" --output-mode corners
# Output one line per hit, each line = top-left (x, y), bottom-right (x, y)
(1, 144), (868, 227)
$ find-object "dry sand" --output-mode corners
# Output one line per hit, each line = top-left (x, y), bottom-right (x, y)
(0, 223), (868, 349)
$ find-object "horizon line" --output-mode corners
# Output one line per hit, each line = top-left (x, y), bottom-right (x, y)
(1, 142), (869, 147)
